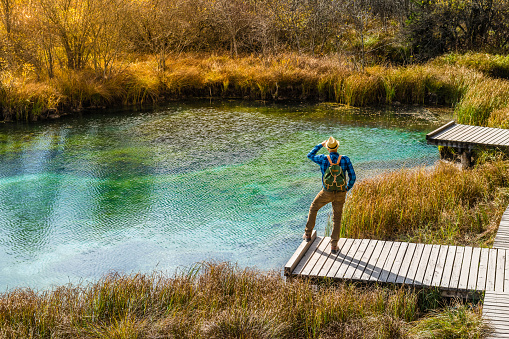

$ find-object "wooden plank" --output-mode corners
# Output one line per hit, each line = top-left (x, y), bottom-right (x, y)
(423, 244), (441, 287)
(486, 248), (498, 291)
(360, 241), (386, 281)
(300, 237), (329, 277)
(396, 242), (417, 284)
(435, 124), (467, 141)
(471, 127), (499, 143)
(308, 237), (332, 277)
(496, 249), (506, 292)
(475, 127), (503, 144)
(293, 235), (324, 275)
(351, 239), (378, 281)
(461, 126), (492, 143)
(335, 238), (363, 279)
(467, 247), (481, 291)
(477, 248), (490, 291)
(439, 245), (457, 289)
(479, 128), (507, 145)
(325, 238), (355, 278)
(505, 248), (509, 293)
(491, 131), (509, 146)
(492, 130), (509, 145)
(387, 242), (409, 283)
(478, 129), (507, 146)
(487, 128), (509, 143)
(284, 230), (317, 275)
(444, 124), (476, 142)
(414, 244), (433, 287)
(448, 246), (465, 290)
(426, 121), (456, 140)
(368, 241), (394, 281)
(343, 239), (371, 280)
(456, 125), (489, 143)
(482, 305), (509, 312)
(404, 243), (426, 285)
(379, 242), (402, 283)
(483, 302), (509, 308)
(317, 238), (347, 277)
(483, 311), (509, 318)
(458, 246), (473, 290)
(458, 126), (491, 144)
(431, 245), (449, 287)
(436, 125), (469, 142)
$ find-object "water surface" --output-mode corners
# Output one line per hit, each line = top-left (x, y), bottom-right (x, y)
(0, 101), (443, 291)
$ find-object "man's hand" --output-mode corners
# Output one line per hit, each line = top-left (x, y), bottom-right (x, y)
(321, 140), (327, 147)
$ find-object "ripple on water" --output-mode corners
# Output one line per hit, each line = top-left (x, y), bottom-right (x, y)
(0, 102), (442, 290)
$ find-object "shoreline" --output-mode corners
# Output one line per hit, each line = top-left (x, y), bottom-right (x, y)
(0, 53), (507, 127)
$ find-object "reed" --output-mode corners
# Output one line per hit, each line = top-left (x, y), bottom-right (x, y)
(2, 52), (509, 127)
(0, 262), (488, 339)
(342, 160), (509, 246)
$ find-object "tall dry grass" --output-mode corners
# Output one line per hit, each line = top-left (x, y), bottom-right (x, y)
(0, 262), (488, 339)
(342, 160), (509, 247)
(2, 52), (509, 127)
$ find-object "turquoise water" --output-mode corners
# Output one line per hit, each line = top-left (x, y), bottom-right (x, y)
(0, 101), (442, 291)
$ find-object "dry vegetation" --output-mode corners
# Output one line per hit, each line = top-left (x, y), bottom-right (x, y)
(0, 262), (489, 339)
(1, 0), (509, 125)
(3, 52), (509, 128)
(342, 160), (509, 247)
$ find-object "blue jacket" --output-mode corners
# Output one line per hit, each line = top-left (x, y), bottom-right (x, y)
(307, 144), (356, 190)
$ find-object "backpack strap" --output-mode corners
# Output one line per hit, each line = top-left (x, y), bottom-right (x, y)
(326, 155), (342, 166)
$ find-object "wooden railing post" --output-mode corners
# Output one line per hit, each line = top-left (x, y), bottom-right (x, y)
(460, 149), (472, 169)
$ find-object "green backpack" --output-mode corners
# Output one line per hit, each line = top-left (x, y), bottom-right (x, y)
(323, 155), (347, 191)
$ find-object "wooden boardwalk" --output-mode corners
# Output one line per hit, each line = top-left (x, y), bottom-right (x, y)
(285, 232), (507, 296)
(426, 121), (509, 149)
(284, 204), (509, 337)
(484, 205), (509, 338)
(426, 121), (509, 168)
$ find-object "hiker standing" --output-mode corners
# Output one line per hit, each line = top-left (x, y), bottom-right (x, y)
(304, 136), (356, 254)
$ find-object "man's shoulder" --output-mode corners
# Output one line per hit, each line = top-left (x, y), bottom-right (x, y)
(340, 155), (352, 163)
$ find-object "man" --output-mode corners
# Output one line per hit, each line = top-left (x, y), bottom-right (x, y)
(304, 136), (356, 254)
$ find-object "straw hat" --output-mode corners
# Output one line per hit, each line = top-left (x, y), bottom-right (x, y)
(326, 136), (338, 151)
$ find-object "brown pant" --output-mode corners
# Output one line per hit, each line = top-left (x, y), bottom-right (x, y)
(305, 189), (347, 247)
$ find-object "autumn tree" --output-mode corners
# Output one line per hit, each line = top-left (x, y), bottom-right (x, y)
(127, 0), (205, 71)
(38, 0), (103, 70)
(207, 0), (256, 57)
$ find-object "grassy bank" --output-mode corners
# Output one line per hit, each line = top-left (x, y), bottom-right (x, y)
(0, 262), (487, 339)
(2, 53), (509, 128)
(342, 160), (509, 247)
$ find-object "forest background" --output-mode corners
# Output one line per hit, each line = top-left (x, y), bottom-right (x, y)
(2, 0), (509, 122)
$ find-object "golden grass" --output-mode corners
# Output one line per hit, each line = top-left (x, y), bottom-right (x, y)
(342, 160), (509, 247)
(0, 262), (488, 339)
(2, 52), (509, 127)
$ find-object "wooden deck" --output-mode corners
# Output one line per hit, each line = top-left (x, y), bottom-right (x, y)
(426, 121), (509, 168)
(484, 205), (509, 338)
(426, 121), (509, 149)
(283, 121), (509, 336)
(285, 234), (507, 295)
(284, 206), (509, 337)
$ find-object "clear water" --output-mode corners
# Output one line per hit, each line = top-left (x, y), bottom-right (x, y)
(0, 101), (444, 291)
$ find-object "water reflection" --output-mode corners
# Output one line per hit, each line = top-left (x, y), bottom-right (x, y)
(0, 101), (444, 290)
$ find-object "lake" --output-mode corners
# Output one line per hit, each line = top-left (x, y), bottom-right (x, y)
(0, 101), (444, 291)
